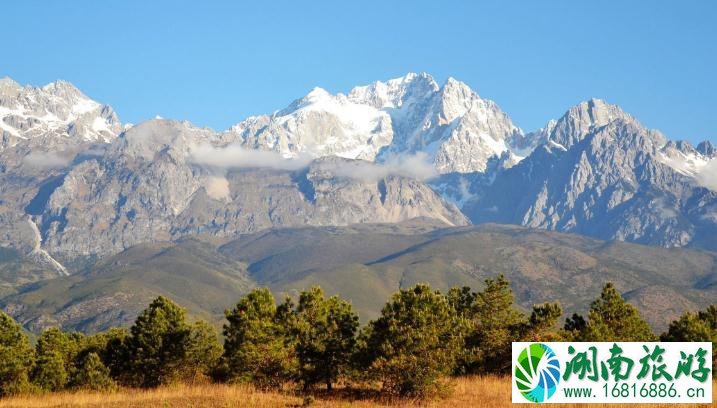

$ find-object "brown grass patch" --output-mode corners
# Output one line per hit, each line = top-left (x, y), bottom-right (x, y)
(0, 377), (713, 407)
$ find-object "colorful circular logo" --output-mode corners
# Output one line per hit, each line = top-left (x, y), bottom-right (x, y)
(515, 343), (561, 403)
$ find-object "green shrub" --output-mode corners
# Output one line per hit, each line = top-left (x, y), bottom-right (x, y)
(448, 275), (526, 374)
(661, 305), (716, 371)
(124, 296), (199, 387)
(183, 321), (222, 383)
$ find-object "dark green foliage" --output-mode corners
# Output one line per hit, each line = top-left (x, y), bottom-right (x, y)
(32, 351), (67, 392)
(0, 312), (34, 396)
(31, 328), (84, 392)
(661, 305), (716, 371)
(447, 286), (477, 318)
(566, 283), (656, 341)
(360, 284), (463, 398)
(221, 288), (296, 388)
(184, 321), (222, 383)
(97, 328), (131, 382)
(71, 352), (115, 391)
(563, 313), (587, 333)
(290, 287), (359, 390)
(0, 280), (710, 399)
(124, 296), (195, 387)
(521, 302), (563, 341)
(449, 276), (527, 374)
(471, 275), (526, 373)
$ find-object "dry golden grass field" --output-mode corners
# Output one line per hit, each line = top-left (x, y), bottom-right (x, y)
(0, 377), (713, 407)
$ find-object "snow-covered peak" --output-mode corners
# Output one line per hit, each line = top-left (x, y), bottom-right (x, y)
(659, 140), (711, 175)
(0, 77), (22, 94)
(512, 119), (558, 158)
(233, 82), (394, 161)
(231, 72), (527, 174)
(0, 78), (122, 148)
(303, 86), (331, 102)
(347, 72), (439, 109)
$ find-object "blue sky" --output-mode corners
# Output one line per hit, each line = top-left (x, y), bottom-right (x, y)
(3, 1), (715, 143)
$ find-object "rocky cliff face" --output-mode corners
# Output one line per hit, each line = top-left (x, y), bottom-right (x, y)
(464, 100), (717, 250)
(0, 78), (125, 274)
(33, 119), (466, 261)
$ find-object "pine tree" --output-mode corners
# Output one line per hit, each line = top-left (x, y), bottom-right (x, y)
(125, 296), (192, 387)
(97, 328), (131, 383)
(183, 321), (222, 383)
(570, 282), (656, 341)
(290, 287), (358, 391)
(222, 288), (296, 388)
(31, 328), (84, 392)
(521, 302), (563, 341)
(360, 284), (462, 398)
(71, 352), (115, 391)
(450, 276), (526, 374)
(474, 275), (526, 367)
(661, 305), (716, 371)
(32, 351), (67, 392)
(0, 312), (34, 396)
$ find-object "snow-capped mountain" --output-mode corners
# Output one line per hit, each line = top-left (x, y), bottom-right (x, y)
(230, 72), (531, 174)
(1, 74), (716, 275)
(0, 77), (121, 149)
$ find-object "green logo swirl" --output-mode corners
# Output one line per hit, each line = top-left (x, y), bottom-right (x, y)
(515, 343), (561, 403)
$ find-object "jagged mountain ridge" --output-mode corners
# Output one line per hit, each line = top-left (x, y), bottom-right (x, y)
(1, 75), (716, 278)
(231, 72), (530, 174)
(463, 99), (717, 250)
(0, 77), (122, 149)
(27, 119), (468, 262)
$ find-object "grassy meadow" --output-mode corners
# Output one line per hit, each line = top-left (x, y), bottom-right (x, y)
(0, 376), (714, 408)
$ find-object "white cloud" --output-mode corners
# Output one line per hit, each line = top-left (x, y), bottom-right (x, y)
(188, 143), (312, 170)
(326, 152), (437, 181)
(23, 152), (73, 169)
(695, 160), (717, 191)
(188, 143), (437, 182)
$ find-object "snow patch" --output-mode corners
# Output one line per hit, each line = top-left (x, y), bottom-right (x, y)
(204, 176), (232, 201)
(658, 149), (717, 191)
(26, 217), (69, 276)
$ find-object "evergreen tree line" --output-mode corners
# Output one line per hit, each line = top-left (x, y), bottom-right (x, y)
(0, 277), (715, 398)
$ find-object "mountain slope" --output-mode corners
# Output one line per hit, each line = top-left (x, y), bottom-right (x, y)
(3, 222), (714, 333)
(1, 239), (253, 333)
(229, 223), (716, 329)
